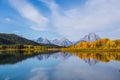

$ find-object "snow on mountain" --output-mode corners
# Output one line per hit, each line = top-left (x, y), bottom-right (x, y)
(51, 38), (73, 47)
(78, 33), (100, 42)
(35, 33), (100, 46)
(35, 37), (51, 44)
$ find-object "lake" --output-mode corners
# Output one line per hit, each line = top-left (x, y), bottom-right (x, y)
(0, 51), (120, 80)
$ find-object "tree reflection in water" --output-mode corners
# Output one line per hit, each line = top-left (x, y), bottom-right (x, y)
(0, 51), (120, 65)
(36, 52), (120, 65)
(0, 51), (58, 65)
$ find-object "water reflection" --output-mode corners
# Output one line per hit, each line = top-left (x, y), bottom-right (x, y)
(84, 58), (98, 65)
(36, 52), (99, 65)
(0, 51), (58, 65)
(35, 52), (120, 65)
(1, 51), (120, 65)
(0, 51), (120, 80)
(72, 52), (120, 62)
(36, 52), (72, 61)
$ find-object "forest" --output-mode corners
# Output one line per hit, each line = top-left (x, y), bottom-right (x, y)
(0, 33), (60, 51)
(62, 38), (120, 52)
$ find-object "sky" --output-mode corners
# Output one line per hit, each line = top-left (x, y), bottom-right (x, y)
(0, 0), (120, 41)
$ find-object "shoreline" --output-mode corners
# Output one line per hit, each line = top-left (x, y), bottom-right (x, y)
(0, 48), (120, 52)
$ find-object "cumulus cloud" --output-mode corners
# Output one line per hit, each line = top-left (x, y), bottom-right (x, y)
(9, 0), (49, 30)
(40, 0), (120, 40)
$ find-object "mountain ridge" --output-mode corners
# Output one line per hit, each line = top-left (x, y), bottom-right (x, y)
(0, 33), (59, 47)
(0, 33), (39, 45)
(34, 37), (51, 44)
(35, 33), (100, 46)
(35, 37), (73, 47)
(0, 33), (100, 47)
(76, 33), (100, 44)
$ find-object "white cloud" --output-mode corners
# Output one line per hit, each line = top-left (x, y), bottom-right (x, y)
(40, 0), (120, 40)
(40, 0), (59, 16)
(4, 18), (11, 22)
(9, 0), (49, 30)
(52, 56), (119, 80)
(29, 55), (120, 80)
(8, 0), (120, 40)
(29, 67), (50, 80)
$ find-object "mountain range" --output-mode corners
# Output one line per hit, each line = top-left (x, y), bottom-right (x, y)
(0, 33), (59, 48)
(35, 33), (100, 46)
(51, 38), (73, 46)
(0, 33), (100, 47)
(35, 37), (73, 47)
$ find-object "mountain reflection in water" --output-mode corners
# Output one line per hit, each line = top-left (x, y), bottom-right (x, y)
(36, 52), (120, 65)
(0, 51), (120, 80)
(0, 51), (120, 65)
(36, 52), (98, 65)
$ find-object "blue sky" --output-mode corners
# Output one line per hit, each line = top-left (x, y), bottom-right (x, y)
(0, 0), (120, 41)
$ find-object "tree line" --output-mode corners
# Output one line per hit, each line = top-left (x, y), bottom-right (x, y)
(0, 44), (48, 51)
(63, 38), (120, 51)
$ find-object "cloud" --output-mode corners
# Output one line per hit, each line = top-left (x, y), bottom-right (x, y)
(29, 73), (48, 80)
(4, 77), (10, 80)
(29, 55), (120, 80)
(29, 67), (50, 80)
(8, 0), (49, 30)
(53, 57), (119, 80)
(8, 0), (120, 40)
(4, 18), (11, 22)
(40, 0), (59, 16)
(40, 0), (120, 40)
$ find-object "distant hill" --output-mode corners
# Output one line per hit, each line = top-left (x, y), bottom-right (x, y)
(0, 33), (59, 48)
(0, 37), (14, 44)
(0, 33), (40, 45)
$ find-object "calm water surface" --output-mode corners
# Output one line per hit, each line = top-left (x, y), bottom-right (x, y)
(0, 51), (120, 80)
